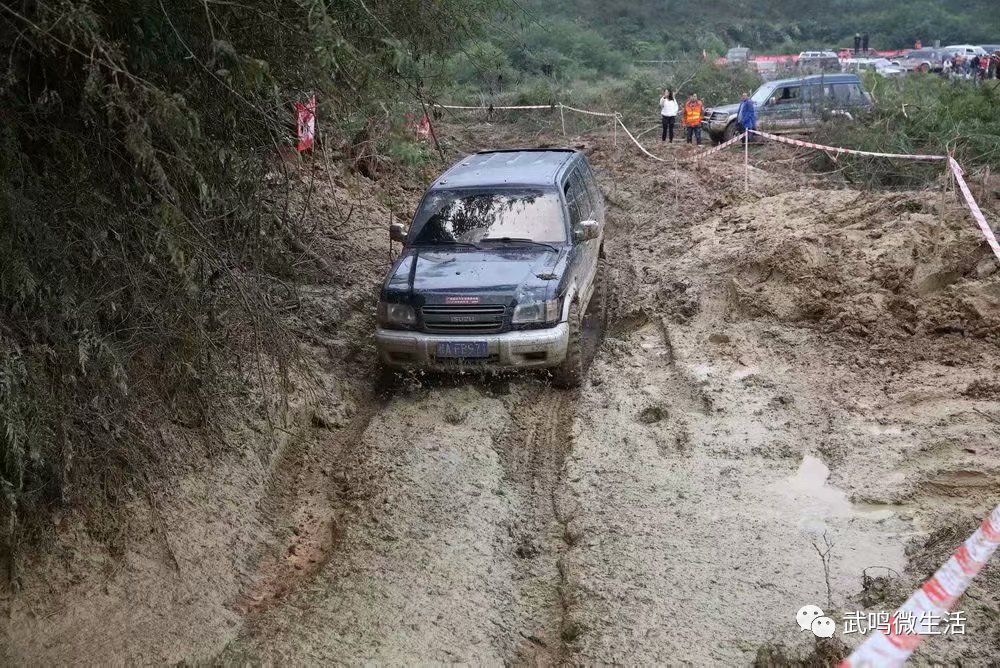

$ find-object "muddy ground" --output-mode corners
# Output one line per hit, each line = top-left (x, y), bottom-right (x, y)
(4, 115), (999, 665)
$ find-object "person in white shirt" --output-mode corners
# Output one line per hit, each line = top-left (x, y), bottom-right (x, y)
(660, 88), (679, 142)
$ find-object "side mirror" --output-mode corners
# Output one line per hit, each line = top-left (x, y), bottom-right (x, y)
(390, 222), (408, 244)
(573, 220), (600, 243)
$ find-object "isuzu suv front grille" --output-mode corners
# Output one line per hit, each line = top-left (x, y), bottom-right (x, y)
(421, 304), (506, 333)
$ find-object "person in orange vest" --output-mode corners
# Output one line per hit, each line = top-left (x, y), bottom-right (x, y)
(684, 93), (704, 146)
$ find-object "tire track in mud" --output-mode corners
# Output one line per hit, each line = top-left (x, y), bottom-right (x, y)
(491, 385), (578, 664)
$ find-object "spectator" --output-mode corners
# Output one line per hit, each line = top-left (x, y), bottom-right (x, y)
(659, 88), (678, 143)
(737, 92), (757, 136)
(971, 53), (982, 80)
(684, 93), (704, 146)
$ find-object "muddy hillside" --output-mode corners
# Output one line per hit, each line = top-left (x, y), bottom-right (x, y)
(5, 117), (999, 664)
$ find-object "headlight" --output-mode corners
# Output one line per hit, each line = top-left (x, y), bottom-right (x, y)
(512, 298), (561, 325)
(378, 301), (416, 328)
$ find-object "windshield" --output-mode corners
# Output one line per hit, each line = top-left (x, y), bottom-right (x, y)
(411, 188), (567, 245)
(751, 84), (776, 105)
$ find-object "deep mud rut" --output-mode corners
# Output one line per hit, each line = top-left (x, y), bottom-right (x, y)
(6, 119), (999, 665)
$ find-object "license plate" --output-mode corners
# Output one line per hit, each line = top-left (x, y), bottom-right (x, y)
(436, 341), (489, 359)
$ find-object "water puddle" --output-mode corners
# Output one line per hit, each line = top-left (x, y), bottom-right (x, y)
(773, 456), (896, 532)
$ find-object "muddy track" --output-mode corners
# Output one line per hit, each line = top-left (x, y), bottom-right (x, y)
(492, 386), (577, 663)
(10, 120), (1000, 665)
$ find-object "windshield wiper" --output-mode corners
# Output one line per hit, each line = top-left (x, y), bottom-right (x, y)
(480, 237), (558, 252)
(414, 240), (481, 250)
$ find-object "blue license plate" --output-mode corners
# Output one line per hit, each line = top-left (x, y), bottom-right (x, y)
(436, 341), (489, 359)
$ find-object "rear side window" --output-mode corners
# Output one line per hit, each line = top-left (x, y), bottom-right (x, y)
(832, 83), (864, 103)
(580, 161), (602, 216)
(564, 168), (592, 226)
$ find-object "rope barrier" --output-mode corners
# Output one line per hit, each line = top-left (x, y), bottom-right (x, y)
(615, 115), (669, 163)
(749, 130), (948, 161)
(431, 103), (556, 110)
(559, 103), (617, 118)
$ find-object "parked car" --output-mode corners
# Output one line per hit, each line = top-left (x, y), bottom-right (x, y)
(979, 44), (1000, 55)
(796, 51), (840, 72)
(944, 44), (988, 59)
(726, 46), (753, 65)
(896, 48), (949, 73)
(703, 73), (873, 144)
(842, 57), (904, 77)
(376, 149), (608, 388)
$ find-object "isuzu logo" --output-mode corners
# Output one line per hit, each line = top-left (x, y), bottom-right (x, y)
(451, 315), (477, 322)
(446, 296), (480, 305)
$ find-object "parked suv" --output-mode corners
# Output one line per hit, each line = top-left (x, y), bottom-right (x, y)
(896, 48), (949, 73)
(375, 149), (608, 388)
(703, 73), (873, 143)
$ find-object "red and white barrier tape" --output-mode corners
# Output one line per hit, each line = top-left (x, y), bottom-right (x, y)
(843, 503), (1000, 667)
(681, 130), (748, 163)
(749, 130), (948, 161)
(949, 158), (1000, 262)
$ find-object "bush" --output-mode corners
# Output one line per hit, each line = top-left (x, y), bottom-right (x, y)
(812, 75), (1000, 186)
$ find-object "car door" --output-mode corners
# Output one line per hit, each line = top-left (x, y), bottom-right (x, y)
(762, 83), (805, 131)
(563, 165), (599, 309)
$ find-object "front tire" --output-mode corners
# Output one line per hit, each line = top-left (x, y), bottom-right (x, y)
(590, 255), (609, 332)
(723, 121), (740, 142)
(552, 301), (584, 389)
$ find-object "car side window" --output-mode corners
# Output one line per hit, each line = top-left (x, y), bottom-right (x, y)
(773, 86), (801, 104)
(564, 174), (585, 228)
(832, 83), (863, 103)
(565, 168), (592, 226)
(580, 162), (602, 217)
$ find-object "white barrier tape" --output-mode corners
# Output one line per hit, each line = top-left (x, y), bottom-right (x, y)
(681, 131), (748, 163)
(432, 103), (556, 110)
(948, 158), (1000, 263)
(843, 503), (1000, 667)
(616, 116), (668, 163)
(560, 103), (618, 118)
(749, 130), (948, 161)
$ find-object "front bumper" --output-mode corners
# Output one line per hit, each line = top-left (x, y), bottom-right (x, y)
(376, 323), (569, 371)
(702, 116), (733, 134)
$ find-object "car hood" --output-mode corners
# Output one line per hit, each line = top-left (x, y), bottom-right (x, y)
(706, 102), (741, 116)
(383, 246), (568, 305)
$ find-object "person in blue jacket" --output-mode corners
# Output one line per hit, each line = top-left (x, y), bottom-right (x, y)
(737, 92), (757, 136)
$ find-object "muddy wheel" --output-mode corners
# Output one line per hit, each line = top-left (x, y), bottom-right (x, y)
(723, 121), (740, 142)
(552, 300), (584, 389)
(590, 255), (610, 331)
(375, 360), (398, 395)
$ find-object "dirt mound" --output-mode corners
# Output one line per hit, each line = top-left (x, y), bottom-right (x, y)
(703, 188), (999, 359)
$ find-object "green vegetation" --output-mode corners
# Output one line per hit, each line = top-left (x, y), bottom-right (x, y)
(0, 0), (503, 582)
(537, 0), (1000, 58)
(814, 76), (1000, 185)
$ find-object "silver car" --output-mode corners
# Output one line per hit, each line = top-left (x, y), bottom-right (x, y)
(896, 48), (949, 73)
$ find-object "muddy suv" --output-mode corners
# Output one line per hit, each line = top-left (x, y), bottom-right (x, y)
(703, 73), (873, 143)
(375, 149), (607, 387)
